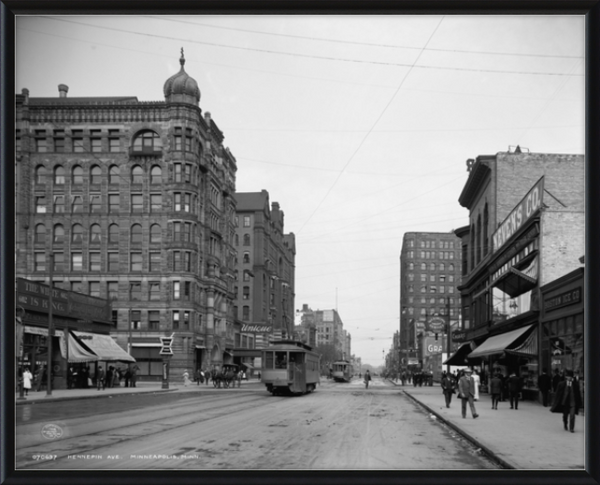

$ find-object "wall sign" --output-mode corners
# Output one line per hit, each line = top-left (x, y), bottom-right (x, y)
(544, 287), (582, 312)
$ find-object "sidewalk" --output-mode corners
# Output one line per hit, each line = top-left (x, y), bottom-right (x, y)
(16, 379), (264, 405)
(398, 383), (585, 469)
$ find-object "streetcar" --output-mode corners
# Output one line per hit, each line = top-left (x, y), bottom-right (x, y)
(331, 360), (353, 382)
(261, 340), (321, 395)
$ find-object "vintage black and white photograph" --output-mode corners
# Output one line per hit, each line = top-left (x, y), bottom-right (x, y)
(9, 12), (590, 476)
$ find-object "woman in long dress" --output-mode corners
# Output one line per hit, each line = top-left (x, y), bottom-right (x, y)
(22, 367), (33, 396)
(183, 369), (191, 387)
(472, 369), (481, 401)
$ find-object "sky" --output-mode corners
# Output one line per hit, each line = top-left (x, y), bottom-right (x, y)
(15, 15), (585, 366)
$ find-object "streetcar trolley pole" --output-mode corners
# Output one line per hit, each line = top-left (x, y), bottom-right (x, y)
(159, 334), (174, 389)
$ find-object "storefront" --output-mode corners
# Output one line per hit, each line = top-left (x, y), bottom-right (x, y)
(539, 268), (584, 384)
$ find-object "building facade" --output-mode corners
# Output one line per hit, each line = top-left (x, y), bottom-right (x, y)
(452, 149), (584, 398)
(399, 231), (463, 373)
(15, 52), (238, 380)
(233, 191), (296, 358)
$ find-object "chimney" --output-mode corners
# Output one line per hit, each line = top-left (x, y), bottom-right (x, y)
(58, 84), (69, 98)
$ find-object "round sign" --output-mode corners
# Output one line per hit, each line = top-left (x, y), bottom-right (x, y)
(428, 317), (445, 332)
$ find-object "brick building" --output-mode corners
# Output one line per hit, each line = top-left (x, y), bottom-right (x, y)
(399, 231), (463, 374)
(233, 190), (296, 364)
(449, 149), (584, 399)
(15, 51), (238, 381)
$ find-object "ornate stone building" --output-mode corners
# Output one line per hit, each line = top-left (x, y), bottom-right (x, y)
(15, 51), (238, 380)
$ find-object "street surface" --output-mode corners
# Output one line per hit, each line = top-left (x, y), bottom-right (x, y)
(16, 377), (499, 470)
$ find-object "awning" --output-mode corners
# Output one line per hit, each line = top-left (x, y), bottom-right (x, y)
(71, 330), (136, 363)
(59, 330), (99, 363)
(467, 325), (533, 359)
(443, 342), (475, 366)
(505, 329), (538, 358)
(493, 256), (538, 298)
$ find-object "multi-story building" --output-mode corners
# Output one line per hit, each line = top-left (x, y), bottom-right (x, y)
(15, 51), (238, 381)
(233, 190), (296, 358)
(450, 149), (584, 399)
(399, 231), (462, 372)
(315, 309), (347, 356)
(294, 303), (317, 348)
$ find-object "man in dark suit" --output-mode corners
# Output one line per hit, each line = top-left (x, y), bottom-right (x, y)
(507, 371), (523, 410)
(551, 369), (582, 433)
(457, 368), (479, 419)
(537, 368), (552, 407)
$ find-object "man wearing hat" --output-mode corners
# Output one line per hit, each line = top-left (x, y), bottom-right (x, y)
(550, 369), (582, 433)
(457, 368), (479, 419)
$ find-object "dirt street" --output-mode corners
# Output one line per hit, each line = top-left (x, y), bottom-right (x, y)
(17, 377), (498, 470)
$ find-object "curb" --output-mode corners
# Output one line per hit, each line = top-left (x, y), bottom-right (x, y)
(401, 389), (515, 470)
(16, 387), (177, 405)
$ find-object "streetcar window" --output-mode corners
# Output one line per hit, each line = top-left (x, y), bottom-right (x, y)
(265, 352), (274, 369)
(275, 352), (287, 369)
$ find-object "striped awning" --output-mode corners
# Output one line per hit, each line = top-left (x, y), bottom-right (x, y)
(505, 329), (538, 358)
(467, 325), (533, 359)
(493, 256), (539, 298)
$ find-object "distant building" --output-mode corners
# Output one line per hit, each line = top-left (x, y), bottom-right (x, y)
(399, 231), (463, 371)
(294, 303), (317, 348)
(15, 51), (237, 381)
(233, 191), (296, 356)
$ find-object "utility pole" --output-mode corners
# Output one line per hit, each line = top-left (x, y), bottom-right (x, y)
(46, 254), (54, 397)
(446, 296), (452, 374)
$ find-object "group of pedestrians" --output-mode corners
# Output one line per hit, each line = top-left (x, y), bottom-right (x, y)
(96, 365), (138, 390)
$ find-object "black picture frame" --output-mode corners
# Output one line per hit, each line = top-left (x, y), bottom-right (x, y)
(1, 2), (599, 484)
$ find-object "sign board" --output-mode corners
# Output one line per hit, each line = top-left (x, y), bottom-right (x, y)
(159, 335), (174, 356)
(241, 323), (272, 333)
(428, 316), (446, 333)
(544, 287), (582, 312)
(408, 358), (419, 365)
(492, 177), (544, 253)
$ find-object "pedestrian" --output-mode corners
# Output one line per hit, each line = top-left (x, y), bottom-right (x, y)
(538, 368), (552, 407)
(96, 366), (105, 390)
(124, 368), (131, 388)
(130, 365), (138, 387)
(364, 370), (371, 389)
(105, 366), (113, 388)
(472, 369), (481, 401)
(552, 368), (563, 393)
(507, 371), (523, 410)
(457, 368), (479, 419)
(441, 371), (456, 408)
(550, 370), (582, 433)
(490, 373), (503, 410)
(183, 369), (191, 387)
(22, 367), (33, 396)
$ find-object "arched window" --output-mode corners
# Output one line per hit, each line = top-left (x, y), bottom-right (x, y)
(90, 165), (102, 185)
(34, 224), (46, 243)
(150, 224), (161, 243)
(72, 224), (83, 244)
(72, 165), (84, 184)
(108, 223), (119, 243)
(150, 165), (162, 184)
(53, 224), (64, 243)
(131, 223), (143, 244)
(35, 165), (47, 184)
(131, 165), (144, 184)
(109, 165), (120, 185)
(90, 224), (102, 243)
(54, 165), (65, 185)
(132, 130), (162, 153)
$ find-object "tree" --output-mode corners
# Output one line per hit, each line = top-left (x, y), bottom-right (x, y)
(314, 343), (341, 374)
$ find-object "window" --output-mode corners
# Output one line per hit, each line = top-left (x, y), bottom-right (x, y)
(421, 263), (426, 270)
(174, 192), (182, 211)
(72, 196), (83, 212)
(90, 195), (101, 213)
(173, 251), (182, 271)
(242, 306), (250, 321)
(173, 222), (181, 241)
(150, 194), (162, 212)
(71, 281), (83, 293)
(72, 130), (84, 152)
(35, 196), (46, 213)
(72, 165), (84, 185)
(173, 281), (181, 300)
(149, 282), (160, 301)
(243, 216), (251, 227)
(131, 165), (144, 184)
(109, 194), (119, 213)
(54, 166), (65, 185)
(89, 281), (100, 297)
(91, 137), (102, 153)
(36, 165), (47, 184)
(172, 310), (180, 329)
(71, 224), (83, 244)
(53, 224), (64, 244)
(150, 224), (161, 243)
(183, 193), (191, 212)
(184, 251), (191, 272)
(53, 195), (65, 213)
(130, 252), (142, 271)
(131, 224), (142, 244)
(109, 137), (120, 152)
(430, 275), (436, 282)
(174, 128), (182, 151)
(90, 224), (101, 243)
(90, 165), (102, 185)
(149, 252), (161, 272)
(183, 222), (191, 242)
(35, 134), (47, 152)
(109, 165), (120, 184)
(420, 274), (426, 282)
(430, 263), (435, 271)
(108, 224), (119, 243)
(130, 283), (141, 301)
(53, 252), (64, 272)
(34, 252), (45, 271)
(71, 252), (83, 271)
(174, 163), (182, 182)
(183, 310), (190, 328)
(149, 311), (160, 330)
(449, 263), (455, 272)
(107, 281), (119, 300)
(150, 165), (162, 184)
(130, 310), (141, 330)
(243, 234), (250, 246)
(243, 286), (250, 300)
(34, 224), (46, 243)
(183, 282), (191, 301)
(108, 252), (119, 271)
(131, 194), (143, 212)
(132, 130), (162, 153)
